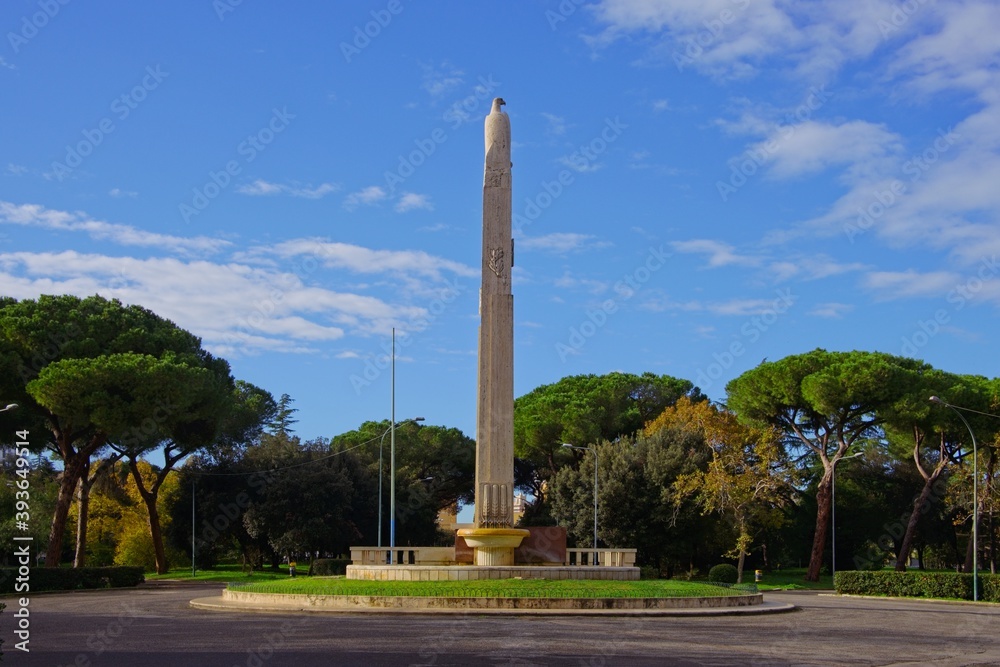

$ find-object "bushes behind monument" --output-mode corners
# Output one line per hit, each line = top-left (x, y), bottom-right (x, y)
(310, 558), (351, 576)
(0, 566), (145, 593)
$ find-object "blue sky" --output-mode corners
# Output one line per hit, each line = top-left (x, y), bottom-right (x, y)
(2, 1), (999, 442)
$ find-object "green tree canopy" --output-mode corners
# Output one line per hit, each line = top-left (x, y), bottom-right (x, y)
(514, 371), (704, 475)
(726, 348), (929, 581)
(0, 294), (229, 566)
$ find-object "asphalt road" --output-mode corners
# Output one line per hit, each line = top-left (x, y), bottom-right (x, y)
(2, 583), (999, 666)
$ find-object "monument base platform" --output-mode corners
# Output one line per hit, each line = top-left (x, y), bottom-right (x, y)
(346, 564), (639, 581)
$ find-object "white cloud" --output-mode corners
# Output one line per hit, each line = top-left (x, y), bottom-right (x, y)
(395, 192), (433, 213)
(238, 179), (340, 199)
(0, 57), (13, 70)
(519, 233), (609, 254)
(810, 302), (854, 319)
(652, 99), (670, 113)
(554, 271), (608, 295)
(343, 185), (388, 210)
(254, 238), (477, 282)
(753, 120), (904, 180)
(672, 239), (760, 268)
(108, 188), (138, 198)
(7, 164), (28, 175)
(421, 62), (464, 97)
(768, 255), (867, 282)
(863, 269), (960, 299)
(238, 179), (283, 196)
(588, 0), (896, 80)
(557, 155), (602, 173)
(0, 250), (444, 356)
(706, 297), (793, 317)
(0, 201), (229, 255)
(889, 2), (1000, 97)
(418, 223), (454, 233)
(541, 112), (567, 136)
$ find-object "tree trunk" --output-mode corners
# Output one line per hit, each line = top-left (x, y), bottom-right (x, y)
(127, 459), (170, 575)
(74, 459), (91, 568)
(46, 454), (88, 566)
(894, 475), (940, 571)
(144, 498), (169, 575)
(806, 468), (833, 582)
(737, 548), (746, 584)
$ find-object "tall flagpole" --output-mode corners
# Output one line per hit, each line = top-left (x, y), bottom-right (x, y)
(389, 327), (396, 564)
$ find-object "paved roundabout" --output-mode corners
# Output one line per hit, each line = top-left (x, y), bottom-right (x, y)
(5, 582), (1000, 665)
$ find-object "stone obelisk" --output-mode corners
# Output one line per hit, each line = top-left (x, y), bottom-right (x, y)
(459, 98), (528, 566)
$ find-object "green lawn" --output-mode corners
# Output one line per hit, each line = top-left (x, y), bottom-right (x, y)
(147, 563), (299, 583)
(229, 577), (758, 599)
(753, 568), (834, 591)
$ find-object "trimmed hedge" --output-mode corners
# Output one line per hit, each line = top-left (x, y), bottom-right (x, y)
(0, 567), (145, 594)
(311, 558), (350, 576)
(708, 564), (739, 584)
(835, 570), (1000, 602)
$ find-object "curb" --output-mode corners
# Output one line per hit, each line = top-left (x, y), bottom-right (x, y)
(829, 593), (1000, 608)
(190, 595), (796, 617)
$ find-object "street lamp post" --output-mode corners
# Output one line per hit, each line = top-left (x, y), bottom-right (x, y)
(562, 443), (598, 558)
(0, 403), (18, 413)
(831, 451), (863, 582)
(929, 396), (979, 601)
(382, 416), (423, 559)
(191, 480), (196, 578)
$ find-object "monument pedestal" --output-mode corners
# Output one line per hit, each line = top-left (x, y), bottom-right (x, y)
(457, 528), (530, 566)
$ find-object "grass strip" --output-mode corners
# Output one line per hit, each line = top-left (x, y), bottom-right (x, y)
(228, 577), (757, 599)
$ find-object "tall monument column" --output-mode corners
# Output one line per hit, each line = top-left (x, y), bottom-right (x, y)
(458, 98), (528, 566)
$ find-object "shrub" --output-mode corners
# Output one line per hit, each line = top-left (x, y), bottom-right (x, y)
(311, 558), (350, 576)
(708, 564), (739, 584)
(836, 570), (1000, 602)
(0, 567), (145, 594)
(639, 565), (660, 580)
